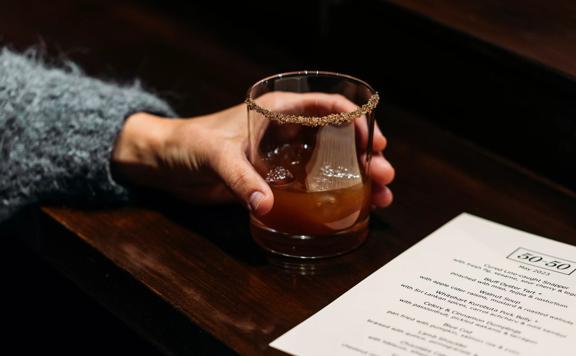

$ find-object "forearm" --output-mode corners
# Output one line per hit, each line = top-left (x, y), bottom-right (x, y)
(0, 49), (175, 221)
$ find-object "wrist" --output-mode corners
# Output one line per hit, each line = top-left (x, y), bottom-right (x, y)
(111, 112), (175, 185)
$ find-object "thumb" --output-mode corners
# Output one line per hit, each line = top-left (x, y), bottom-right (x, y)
(211, 149), (274, 216)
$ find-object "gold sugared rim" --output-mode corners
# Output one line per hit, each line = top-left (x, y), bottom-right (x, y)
(245, 93), (379, 127)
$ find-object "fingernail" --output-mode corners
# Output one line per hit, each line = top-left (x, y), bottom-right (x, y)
(249, 191), (264, 212)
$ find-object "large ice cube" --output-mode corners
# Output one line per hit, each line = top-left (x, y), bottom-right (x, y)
(305, 124), (362, 192)
(306, 164), (361, 192)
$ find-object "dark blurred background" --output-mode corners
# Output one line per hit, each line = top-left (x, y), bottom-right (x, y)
(1, 0), (575, 354)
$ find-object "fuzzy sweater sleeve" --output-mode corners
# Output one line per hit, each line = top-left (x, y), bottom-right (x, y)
(0, 49), (176, 221)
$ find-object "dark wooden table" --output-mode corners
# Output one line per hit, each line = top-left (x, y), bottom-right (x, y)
(3, 0), (576, 355)
(34, 107), (576, 355)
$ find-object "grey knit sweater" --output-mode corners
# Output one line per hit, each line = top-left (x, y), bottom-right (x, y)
(0, 49), (175, 222)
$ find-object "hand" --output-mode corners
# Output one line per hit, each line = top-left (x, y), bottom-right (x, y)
(112, 95), (394, 216)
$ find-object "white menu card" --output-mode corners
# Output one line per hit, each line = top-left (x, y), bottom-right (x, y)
(271, 213), (576, 355)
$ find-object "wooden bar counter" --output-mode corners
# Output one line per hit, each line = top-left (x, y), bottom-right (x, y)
(28, 104), (575, 355)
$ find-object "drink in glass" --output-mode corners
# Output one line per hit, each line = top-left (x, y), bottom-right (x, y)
(247, 71), (378, 258)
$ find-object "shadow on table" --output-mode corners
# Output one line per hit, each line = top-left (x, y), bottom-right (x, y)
(153, 198), (269, 266)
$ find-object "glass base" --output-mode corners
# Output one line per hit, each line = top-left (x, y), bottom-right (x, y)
(250, 217), (369, 259)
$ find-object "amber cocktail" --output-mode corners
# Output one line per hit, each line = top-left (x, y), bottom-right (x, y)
(247, 72), (378, 258)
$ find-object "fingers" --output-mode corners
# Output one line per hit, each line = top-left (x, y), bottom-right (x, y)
(369, 154), (395, 185)
(210, 144), (274, 216)
(373, 122), (387, 152)
(365, 153), (395, 208)
(355, 116), (387, 152)
(372, 183), (394, 208)
(257, 92), (357, 116)
(258, 92), (387, 153)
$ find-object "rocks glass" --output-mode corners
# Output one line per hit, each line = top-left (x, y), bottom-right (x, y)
(247, 71), (378, 258)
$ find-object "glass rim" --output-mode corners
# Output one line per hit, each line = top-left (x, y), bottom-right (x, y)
(246, 70), (376, 100)
(246, 71), (378, 127)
